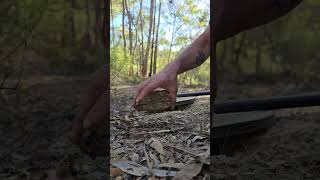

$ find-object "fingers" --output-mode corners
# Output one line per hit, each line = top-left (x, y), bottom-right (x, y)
(133, 78), (151, 106)
(71, 66), (107, 144)
(167, 90), (177, 110)
(82, 92), (108, 129)
(135, 80), (161, 105)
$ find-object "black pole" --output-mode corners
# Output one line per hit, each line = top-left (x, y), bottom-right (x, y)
(215, 92), (320, 114)
(177, 91), (210, 97)
(177, 91), (320, 114)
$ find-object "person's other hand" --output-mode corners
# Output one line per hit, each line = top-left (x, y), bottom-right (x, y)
(70, 65), (108, 144)
(134, 64), (179, 110)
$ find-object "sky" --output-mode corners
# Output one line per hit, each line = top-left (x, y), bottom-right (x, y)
(111, 0), (210, 50)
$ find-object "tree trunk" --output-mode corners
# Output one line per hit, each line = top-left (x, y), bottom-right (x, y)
(148, 0), (157, 77)
(110, 0), (115, 46)
(121, 0), (127, 59)
(167, 14), (176, 63)
(70, 0), (76, 45)
(153, 1), (161, 75)
(124, 0), (133, 75)
(255, 42), (262, 75)
(219, 41), (227, 71)
(140, 0), (144, 76)
(95, 0), (102, 46)
(141, 0), (154, 77)
(86, 0), (90, 33)
(234, 33), (246, 75)
(124, 0), (133, 56)
(81, 0), (91, 51)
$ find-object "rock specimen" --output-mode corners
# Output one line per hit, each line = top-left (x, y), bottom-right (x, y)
(134, 89), (171, 113)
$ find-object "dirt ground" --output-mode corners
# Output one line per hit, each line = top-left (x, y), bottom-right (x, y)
(211, 80), (320, 180)
(110, 80), (320, 179)
(0, 76), (107, 180)
(1, 76), (319, 179)
(110, 85), (210, 179)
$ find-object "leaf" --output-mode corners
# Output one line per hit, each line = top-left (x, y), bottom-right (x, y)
(147, 137), (165, 155)
(111, 160), (149, 177)
(130, 152), (140, 163)
(152, 169), (177, 177)
(157, 163), (186, 170)
(110, 167), (124, 177)
(172, 162), (204, 180)
(111, 160), (177, 178)
(149, 151), (161, 166)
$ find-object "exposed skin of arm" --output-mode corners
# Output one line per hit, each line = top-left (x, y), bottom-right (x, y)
(71, 0), (303, 145)
(134, 0), (303, 108)
(133, 26), (210, 108)
(170, 26), (210, 74)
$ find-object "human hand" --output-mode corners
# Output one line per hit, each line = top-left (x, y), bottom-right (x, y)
(70, 65), (108, 144)
(134, 64), (179, 110)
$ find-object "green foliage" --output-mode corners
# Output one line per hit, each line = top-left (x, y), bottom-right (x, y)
(111, 0), (210, 86)
(216, 0), (320, 83)
(0, 0), (105, 77)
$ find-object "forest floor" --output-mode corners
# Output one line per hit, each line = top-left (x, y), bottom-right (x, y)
(0, 75), (319, 179)
(211, 79), (320, 180)
(111, 79), (320, 179)
(0, 75), (107, 180)
(110, 85), (210, 179)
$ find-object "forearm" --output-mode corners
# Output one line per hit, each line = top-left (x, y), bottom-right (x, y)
(164, 26), (210, 75)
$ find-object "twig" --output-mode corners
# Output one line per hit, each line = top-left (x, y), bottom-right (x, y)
(143, 144), (155, 180)
(164, 144), (199, 157)
(137, 130), (171, 135)
(133, 127), (186, 136)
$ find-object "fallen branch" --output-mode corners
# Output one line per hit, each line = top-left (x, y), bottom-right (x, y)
(164, 144), (199, 157)
(144, 144), (155, 180)
(133, 127), (186, 136)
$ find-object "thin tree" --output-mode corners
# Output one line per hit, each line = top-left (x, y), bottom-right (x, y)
(141, 0), (154, 77)
(95, 0), (102, 47)
(148, 0), (157, 77)
(167, 14), (176, 63)
(140, 0), (144, 76)
(234, 33), (246, 75)
(122, 0), (127, 59)
(70, 0), (76, 45)
(124, 0), (133, 56)
(153, 0), (161, 75)
(124, 0), (134, 75)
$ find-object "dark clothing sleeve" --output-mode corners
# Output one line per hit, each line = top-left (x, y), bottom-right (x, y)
(273, 0), (302, 11)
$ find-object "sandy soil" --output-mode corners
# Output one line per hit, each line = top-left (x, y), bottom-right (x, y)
(211, 81), (320, 179)
(110, 85), (210, 179)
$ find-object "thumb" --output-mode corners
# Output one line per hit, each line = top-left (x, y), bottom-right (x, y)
(83, 92), (107, 129)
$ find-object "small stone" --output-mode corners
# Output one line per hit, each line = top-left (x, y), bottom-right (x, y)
(135, 89), (171, 112)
